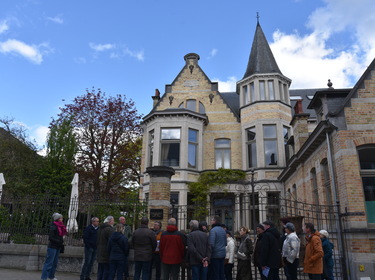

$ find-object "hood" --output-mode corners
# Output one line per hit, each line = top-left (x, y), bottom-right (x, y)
(266, 227), (280, 239)
(111, 232), (123, 241)
(99, 223), (112, 229)
(167, 225), (178, 232)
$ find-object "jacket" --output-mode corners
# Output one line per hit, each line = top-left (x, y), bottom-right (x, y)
(153, 229), (162, 254)
(83, 224), (98, 249)
(208, 223), (227, 258)
(237, 234), (253, 260)
(108, 232), (129, 261)
(132, 224), (157, 262)
(48, 222), (64, 250)
(187, 229), (211, 266)
(303, 231), (324, 274)
(260, 227), (281, 268)
(96, 223), (114, 263)
(252, 233), (263, 267)
(321, 237), (334, 268)
(159, 225), (186, 264)
(282, 232), (300, 263)
(225, 236), (235, 264)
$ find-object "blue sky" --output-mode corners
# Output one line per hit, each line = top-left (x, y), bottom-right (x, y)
(1, 0), (375, 150)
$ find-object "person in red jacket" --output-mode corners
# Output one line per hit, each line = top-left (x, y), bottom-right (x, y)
(159, 218), (186, 280)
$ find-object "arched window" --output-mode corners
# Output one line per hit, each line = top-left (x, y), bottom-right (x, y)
(215, 139), (231, 169)
(321, 159), (333, 205)
(311, 168), (319, 205)
(178, 99), (205, 114)
(358, 145), (375, 223)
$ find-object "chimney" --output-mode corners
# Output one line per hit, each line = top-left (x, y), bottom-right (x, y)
(152, 89), (161, 107)
(294, 99), (303, 114)
(291, 99), (310, 152)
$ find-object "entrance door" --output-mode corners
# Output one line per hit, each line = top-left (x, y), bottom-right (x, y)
(212, 195), (234, 232)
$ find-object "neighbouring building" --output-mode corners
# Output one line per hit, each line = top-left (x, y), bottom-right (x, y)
(140, 21), (375, 279)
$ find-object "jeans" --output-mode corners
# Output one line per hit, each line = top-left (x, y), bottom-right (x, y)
(161, 263), (181, 280)
(80, 247), (97, 280)
(284, 259), (299, 280)
(224, 263), (233, 280)
(308, 274), (321, 280)
(134, 261), (152, 280)
(209, 258), (225, 280)
(191, 264), (208, 280)
(108, 260), (125, 280)
(41, 247), (60, 280)
(267, 268), (280, 280)
(150, 254), (161, 280)
(97, 263), (110, 280)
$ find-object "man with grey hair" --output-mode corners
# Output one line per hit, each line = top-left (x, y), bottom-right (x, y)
(282, 222), (300, 280)
(97, 216), (114, 280)
(159, 218), (186, 280)
(187, 220), (211, 280)
(80, 217), (99, 280)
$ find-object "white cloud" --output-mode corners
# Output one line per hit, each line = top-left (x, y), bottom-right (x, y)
(268, 0), (375, 89)
(47, 15), (64, 24)
(0, 39), (45, 64)
(122, 47), (144, 61)
(212, 76), (237, 92)
(0, 20), (9, 34)
(208, 48), (218, 59)
(32, 125), (49, 147)
(89, 42), (115, 52)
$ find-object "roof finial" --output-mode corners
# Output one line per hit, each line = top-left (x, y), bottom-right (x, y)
(327, 79), (333, 89)
(256, 12), (260, 25)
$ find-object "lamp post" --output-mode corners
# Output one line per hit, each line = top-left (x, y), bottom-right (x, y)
(250, 169), (256, 239)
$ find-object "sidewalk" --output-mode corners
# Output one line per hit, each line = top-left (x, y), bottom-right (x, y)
(0, 268), (80, 280)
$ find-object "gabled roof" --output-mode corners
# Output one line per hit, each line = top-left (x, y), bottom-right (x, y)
(243, 23), (282, 79)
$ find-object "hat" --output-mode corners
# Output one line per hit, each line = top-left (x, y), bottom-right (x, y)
(52, 213), (63, 221)
(284, 222), (295, 232)
(256, 224), (264, 230)
(319, 229), (329, 238)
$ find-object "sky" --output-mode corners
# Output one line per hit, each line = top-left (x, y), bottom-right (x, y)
(1, 0), (375, 150)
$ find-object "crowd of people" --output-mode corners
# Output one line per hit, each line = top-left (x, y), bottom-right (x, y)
(40, 213), (335, 280)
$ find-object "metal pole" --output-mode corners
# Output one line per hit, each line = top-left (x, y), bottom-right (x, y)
(251, 169), (256, 239)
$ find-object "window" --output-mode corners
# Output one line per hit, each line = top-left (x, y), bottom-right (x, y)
(199, 102), (205, 114)
(268, 80), (275, 100)
(160, 128), (180, 167)
(259, 81), (266, 100)
(321, 159), (333, 205)
(148, 130), (154, 167)
(243, 85), (249, 105)
(246, 127), (257, 168)
(188, 129), (198, 168)
(279, 82), (284, 101)
(283, 126), (290, 162)
(358, 146), (375, 223)
(311, 168), (320, 205)
(283, 84), (288, 102)
(215, 139), (231, 169)
(186, 99), (196, 111)
(263, 125), (277, 166)
(250, 82), (255, 102)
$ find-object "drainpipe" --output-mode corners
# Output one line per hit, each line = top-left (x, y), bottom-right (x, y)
(325, 131), (349, 280)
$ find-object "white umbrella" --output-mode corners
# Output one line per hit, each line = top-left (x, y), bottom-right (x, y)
(66, 173), (79, 233)
(0, 173), (5, 201)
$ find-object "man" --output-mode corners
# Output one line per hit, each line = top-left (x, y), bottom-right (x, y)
(132, 217), (157, 280)
(80, 217), (100, 280)
(97, 216), (115, 280)
(187, 220), (211, 280)
(281, 222), (300, 280)
(208, 215), (227, 280)
(159, 218), (186, 280)
(260, 220), (281, 280)
(303, 223), (323, 280)
(119, 216), (133, 280)
(150, 221), (163, 280)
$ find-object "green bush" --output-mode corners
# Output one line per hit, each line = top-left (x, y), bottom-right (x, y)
(11, 233), (36, 244)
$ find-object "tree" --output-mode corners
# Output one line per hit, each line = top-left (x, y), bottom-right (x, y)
(52, 88), (143, 196)
(38, 118), (77, 196)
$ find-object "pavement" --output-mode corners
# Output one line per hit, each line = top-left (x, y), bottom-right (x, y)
(0, 268), (80, 280)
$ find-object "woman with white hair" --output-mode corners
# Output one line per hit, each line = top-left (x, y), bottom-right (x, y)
(319, 230), (334, 280)
(41, 213), (67, 280)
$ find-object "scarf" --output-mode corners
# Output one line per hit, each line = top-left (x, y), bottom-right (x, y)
(54, 221), (67, 236)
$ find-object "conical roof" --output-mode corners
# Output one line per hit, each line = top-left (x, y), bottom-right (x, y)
(243, 23), (282, 79)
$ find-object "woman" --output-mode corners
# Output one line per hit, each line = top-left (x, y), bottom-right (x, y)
(320, 230), (334, 280)
(236, 226), (253, 280)
(252, 224), (265, 280)
(282, 223), (300, 280)
(224, 230), (235, 280)
(108, 224), (129, 280)
(41, 212), (67, 280)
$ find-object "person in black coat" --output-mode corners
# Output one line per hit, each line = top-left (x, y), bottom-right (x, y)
(260, 220), (281, 280)
(108, 224), (130, 280)
(80, 217), (100, 280)
(253, 224), (266, 280)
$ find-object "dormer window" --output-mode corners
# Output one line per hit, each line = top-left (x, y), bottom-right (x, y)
(179, 99), (205, 113)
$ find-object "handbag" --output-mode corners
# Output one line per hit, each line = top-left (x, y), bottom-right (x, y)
(60, 244), (65, 254)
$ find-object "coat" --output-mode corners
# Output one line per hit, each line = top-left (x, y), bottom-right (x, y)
(252, 233), (263, 267)
(83, 224), (98, 249)
(132, 224), (157, 262)
(260, 227), (281, 269)
(108, 232), (129, 261)
(303, 231), (324, 274)
(96, 223), (114, 263)
(187, 229), (211, 266)
(48, 222), (64, 250)
(282, 232), (300, 263)
(208, 223), (227, 258)
(159, 225), (186, 264)
(225, 237), (235, 264)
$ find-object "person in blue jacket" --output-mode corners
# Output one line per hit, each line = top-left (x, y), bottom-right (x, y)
(108, 224), (130, 280)
(208, 215), (227, 280)
(319, 230), (334, 280)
